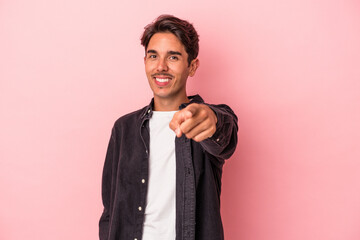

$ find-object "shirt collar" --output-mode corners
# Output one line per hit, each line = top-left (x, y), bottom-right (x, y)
(141, 94), (204, 120)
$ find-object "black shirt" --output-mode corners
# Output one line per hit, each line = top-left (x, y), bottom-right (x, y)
(99, 95), (238, 240)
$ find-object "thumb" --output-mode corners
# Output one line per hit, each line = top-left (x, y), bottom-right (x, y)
(183, 109), (193, 120)
(183, 103), (199, 119)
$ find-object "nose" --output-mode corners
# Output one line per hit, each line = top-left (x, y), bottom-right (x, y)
(156, 57), (168, 72)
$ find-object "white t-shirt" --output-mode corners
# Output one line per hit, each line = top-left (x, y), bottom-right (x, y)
(142, 111), (177, 240)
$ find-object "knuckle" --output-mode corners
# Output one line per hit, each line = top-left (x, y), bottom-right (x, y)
(199, 109), (207, 118)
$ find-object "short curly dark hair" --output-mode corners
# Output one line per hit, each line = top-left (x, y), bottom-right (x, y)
(141, 15), (199, 66)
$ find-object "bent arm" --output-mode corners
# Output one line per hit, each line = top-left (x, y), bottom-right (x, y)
(199, 103), (238, 160)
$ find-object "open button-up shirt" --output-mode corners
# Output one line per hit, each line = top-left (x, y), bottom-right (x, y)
(99, 95), (238, 240)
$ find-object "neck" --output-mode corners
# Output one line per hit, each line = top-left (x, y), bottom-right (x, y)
(153, 94), (189, 111)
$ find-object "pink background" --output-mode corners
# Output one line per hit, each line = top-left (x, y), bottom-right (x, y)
(1, 0), (360, 239)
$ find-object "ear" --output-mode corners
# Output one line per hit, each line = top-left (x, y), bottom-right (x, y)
(189, 58), (200, 77)
(144, 55), (146, 64)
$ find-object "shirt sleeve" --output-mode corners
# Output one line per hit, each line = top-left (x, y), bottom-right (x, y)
(99, 127), (116, 240)
(199, 103), (238, 160)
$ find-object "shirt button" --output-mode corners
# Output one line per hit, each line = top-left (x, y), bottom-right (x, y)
(216, 138), (220, 142)
(147, 109), (151, 113)
(138, 206), (142, 211)
(142, 179), (145, 183)
(134, 238), (138, 240)
(146, 150), (148, 154)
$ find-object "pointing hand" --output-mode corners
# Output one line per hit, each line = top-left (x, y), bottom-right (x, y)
(169, 103), (217, 142)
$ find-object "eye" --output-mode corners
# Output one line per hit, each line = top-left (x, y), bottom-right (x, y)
(148, 54), (157, 59)
(169, 55), (179, 60)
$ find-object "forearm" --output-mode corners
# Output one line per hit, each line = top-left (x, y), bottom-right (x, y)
(200, 103), (238, 159)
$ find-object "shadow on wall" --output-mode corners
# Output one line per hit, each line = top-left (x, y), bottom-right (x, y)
(190, 33), (247, 216)
(187, 30), (245, 107)
(190, 29), (247, 239)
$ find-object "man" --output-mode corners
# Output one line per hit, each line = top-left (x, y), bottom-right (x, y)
(99, 15), (238, 240)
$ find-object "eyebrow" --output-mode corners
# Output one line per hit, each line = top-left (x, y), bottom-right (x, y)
(147, 49), (157, 54)
(146, 49), (182, 56)
(168, 51), (182, 56)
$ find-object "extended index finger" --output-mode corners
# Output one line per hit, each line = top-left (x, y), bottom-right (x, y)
(169, 110), (185, 137)
(169, 108), (194, 137)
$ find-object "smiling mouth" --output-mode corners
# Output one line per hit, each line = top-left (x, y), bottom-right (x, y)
(155, 77), (170, 83)
(152, 73), (174, 86)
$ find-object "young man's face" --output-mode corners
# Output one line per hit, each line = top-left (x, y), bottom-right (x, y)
(144, 32), (198, 103)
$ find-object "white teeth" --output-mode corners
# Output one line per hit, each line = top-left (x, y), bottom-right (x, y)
(155, 78), (170, 82)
